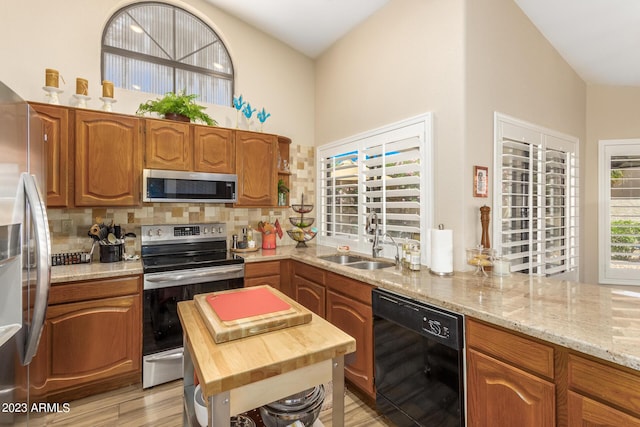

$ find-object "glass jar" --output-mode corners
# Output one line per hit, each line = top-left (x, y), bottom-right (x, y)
(409, 245), (421, 271)
(492, 256), (511, 276)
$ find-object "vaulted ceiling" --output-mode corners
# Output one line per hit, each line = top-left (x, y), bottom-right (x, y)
(205, 0), (640, 86)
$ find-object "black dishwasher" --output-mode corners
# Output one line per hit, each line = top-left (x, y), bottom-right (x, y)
(373, 288), (464, 427)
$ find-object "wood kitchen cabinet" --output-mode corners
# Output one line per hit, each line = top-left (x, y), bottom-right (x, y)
(144, 118), (192, 171)
(144, 119), (235, 173)
(244, 259), (293, 297)
(326, 272), (375, 399)
(291, 262), (374, 399)
(193, 126), (235, 173)
(567, 353), (640, 426)
(245, 260), (281, 290)
(292, 261), (326, 317)
(30, 103), (72, 207)
(75, 110), (142, 206)
(30, 275), (142, 402)
(466, 318), (556, 427)
(235, 130), (278, 206)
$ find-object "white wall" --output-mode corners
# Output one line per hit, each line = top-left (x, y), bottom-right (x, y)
(315, 0), (468, 268)
(315, 0), (586, 272)
(465, 0), (587, 278)
(0, 0), (315, 147)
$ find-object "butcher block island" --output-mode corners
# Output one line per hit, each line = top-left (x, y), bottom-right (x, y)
(178, 285), (356, 427)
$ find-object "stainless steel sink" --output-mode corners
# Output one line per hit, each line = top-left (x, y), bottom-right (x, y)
(346, 261), (396, 270)
(319, 254), (367, 264)
(320, 254), (395, 270)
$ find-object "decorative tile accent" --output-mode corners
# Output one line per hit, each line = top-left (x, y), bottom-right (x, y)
(49, 144), (316, 256)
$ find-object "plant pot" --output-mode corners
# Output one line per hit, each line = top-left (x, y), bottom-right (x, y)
(164, 113), (190, 122)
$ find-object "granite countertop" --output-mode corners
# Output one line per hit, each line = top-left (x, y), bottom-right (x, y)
(51, 244), (640, 372)
(254, 245), (640, 372)
(50, 259), (143, 283)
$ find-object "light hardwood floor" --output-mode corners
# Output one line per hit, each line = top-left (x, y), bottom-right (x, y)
(29, 381), (394, 426)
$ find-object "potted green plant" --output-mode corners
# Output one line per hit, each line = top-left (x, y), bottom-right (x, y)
(136, 91), (217, 125)
(277, 178), (289, 206)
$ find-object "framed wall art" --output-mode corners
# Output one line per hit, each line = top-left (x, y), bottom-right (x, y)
(473, 166), (488, 198)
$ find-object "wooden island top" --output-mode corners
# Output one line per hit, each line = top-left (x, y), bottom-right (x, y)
(177, 297), (356, 426)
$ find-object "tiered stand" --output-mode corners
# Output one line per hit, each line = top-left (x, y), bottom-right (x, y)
(286, 195), (317, 248)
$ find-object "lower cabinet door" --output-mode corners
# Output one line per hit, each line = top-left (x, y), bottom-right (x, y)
(326, 289), (374, 399)
(31, 294), (141, 398)
(294, 275), (325, 317)
(568, 391), (640, 427)
(467, 349), (555, 427)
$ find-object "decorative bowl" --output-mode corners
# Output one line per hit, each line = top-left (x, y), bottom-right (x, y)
(291, 204), (313, 214)
(289, 217), (315, 228)
(286, 228), (317, 248)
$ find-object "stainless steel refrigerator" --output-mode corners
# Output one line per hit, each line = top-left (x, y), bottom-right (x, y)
(0, 82), (51, 425)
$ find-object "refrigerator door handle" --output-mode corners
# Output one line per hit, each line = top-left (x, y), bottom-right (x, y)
(22, 173), (51, 365)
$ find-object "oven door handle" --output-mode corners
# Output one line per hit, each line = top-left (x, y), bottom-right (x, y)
(146, 350), (184, 362)
(145, 265), (244, 283)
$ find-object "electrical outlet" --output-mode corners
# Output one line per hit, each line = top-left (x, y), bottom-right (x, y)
(61, 219), (73, 234)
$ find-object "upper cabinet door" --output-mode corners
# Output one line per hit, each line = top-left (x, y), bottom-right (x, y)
(75, 110), (142, 206)
(144, 119), (192, 171)
(193, 126), (235, 173)
(235, 130), (277, 206)
(30, 103), (71, 208)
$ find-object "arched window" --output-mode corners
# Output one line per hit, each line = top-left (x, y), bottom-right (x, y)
(102, 2), (233, 106)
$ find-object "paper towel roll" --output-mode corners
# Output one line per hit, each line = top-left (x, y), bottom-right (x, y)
(430, 228), (453, 275)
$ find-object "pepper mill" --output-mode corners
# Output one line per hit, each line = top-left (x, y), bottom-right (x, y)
(480, 205), (491, 249)
(480, 205), (492, 271)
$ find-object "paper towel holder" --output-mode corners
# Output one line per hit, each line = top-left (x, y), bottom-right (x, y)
(429, 224), (454, 276)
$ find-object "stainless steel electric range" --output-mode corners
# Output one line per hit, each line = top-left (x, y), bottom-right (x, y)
(141, 223), (244, 388)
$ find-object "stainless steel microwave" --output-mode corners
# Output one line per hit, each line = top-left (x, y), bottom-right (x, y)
(142, 169), (237, 203)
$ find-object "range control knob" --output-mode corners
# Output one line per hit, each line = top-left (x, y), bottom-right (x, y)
(203, 227), (209, 234)
(156, 229), (163, 236)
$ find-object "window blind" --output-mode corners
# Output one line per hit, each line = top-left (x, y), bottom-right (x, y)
(318, 115), (432, 259)
(494, 115), (579, 277)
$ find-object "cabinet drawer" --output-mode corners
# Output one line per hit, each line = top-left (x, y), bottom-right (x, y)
(568, 353), (640, 416)
(466, 318), (554, 379)
(293, 262), (326, 285)
(49, 275), (141, 305)
(245, 260), (280, 278)
(326, 272), (373, 305)
(245, 275), (280, 289)
(568, 391), (640, 426)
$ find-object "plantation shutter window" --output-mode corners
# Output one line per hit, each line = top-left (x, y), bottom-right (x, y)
(318, 114), (433, 261)
(494, 114), (579, 279)
(319, 149), (360, 240)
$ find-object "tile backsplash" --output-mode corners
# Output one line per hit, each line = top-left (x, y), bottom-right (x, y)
(48, 145), (315, 259)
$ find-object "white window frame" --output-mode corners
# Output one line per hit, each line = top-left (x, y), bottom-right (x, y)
(598, 139), (640, 286)
(316, 114), (433, 263)
(493, 113), (579, 280)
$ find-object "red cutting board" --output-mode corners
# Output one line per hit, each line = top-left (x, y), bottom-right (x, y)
(206, 286), (291, 321)
(194, 285), (312, 343)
